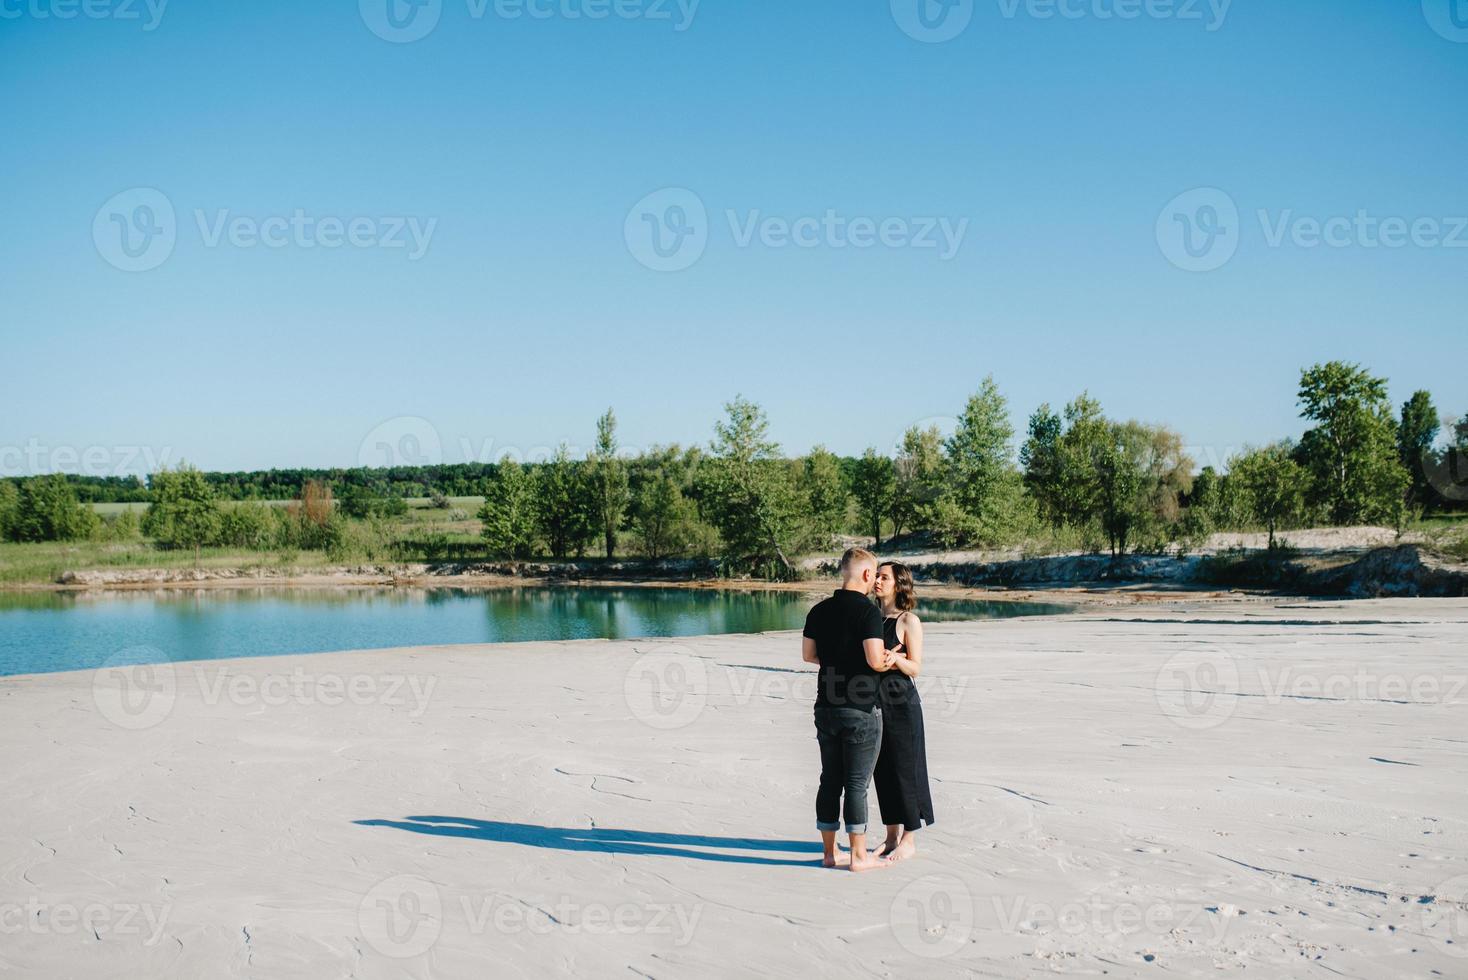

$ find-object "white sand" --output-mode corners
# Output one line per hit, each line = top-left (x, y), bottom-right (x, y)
(3, 596), (1466, 978)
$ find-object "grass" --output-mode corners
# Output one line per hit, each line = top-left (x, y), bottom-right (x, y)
(1407, 513), (1468, 562)
(1194, 545), (1307, 590)
(5, 498), (491, 585)
(0, 541), (332, 586)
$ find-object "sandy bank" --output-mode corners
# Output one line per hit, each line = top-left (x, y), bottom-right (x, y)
(2, 597), (1466, 977)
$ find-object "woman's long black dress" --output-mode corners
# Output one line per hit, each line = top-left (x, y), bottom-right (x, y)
(873, 614), (935, 831)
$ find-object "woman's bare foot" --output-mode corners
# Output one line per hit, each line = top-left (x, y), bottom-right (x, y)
(821, 849), (850, 868)
(873, 838), (900, 859)
(885, 836), (917, 863)
(848, 853), (888, 873)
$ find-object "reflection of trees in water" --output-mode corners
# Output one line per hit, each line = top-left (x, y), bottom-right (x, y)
(469, 586), (810, 641)
(919, 599), (1073, 622)
(0, 585), (1069, 629)
(0, 590), (73, 612)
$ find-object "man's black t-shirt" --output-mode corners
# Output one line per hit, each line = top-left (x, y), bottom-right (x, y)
(803, 588), (884, 711)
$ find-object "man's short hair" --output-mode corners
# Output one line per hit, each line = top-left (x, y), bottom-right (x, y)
(838, 547), (878, 573)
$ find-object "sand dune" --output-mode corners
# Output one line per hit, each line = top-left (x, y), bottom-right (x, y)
(3, 596), (1466, 977)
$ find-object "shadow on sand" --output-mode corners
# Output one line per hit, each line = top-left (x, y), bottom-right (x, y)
(355, 816), (824, 867)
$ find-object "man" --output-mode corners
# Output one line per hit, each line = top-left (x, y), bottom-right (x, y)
(802, 547), (893, 872)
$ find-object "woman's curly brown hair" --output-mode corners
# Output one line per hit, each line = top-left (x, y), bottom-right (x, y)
(879, 560), (916, 612)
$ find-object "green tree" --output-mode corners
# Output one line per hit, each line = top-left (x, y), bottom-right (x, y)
(534, 445), (596, 560)
(10, 475), (99, 542)
(801, 445), (849, 550)
(630, 445), (717, 558)
(1092, 423), (1152, 556)
(1020, 403), (1063, 527)
(1041, 401), (1192, 555)
(945, 376), (1016, 533)
(98, 507), (142, 543)
(630, 465), (688, 559)
(478, 456), (537, 559)
(1052, 394), (1110, 540)
(339, 483), (407, 519)
(852, 448), (894, 545)
(1231, 443), (1309, 549)
(892, 425), (944, 541)
(588, 408), (630, 559)
(1397, 390), (1440, 512)
(700, 397), (800, 578)
(216, 502), (276, 550)
(926, 493), (979, 549)
(143, 464), (222, 558)
(1136, 423), (1194, 549)
(1192, 465), (1252, 531)
(0, 480), (19, 540)
(1295, 362), (1410, 525)
(340, 484), (373, 518)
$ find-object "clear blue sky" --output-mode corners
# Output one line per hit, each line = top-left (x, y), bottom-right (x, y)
(3, 0), (1465, 477)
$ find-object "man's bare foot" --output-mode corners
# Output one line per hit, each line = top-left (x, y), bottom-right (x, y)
(821, 850), (850, 868)
(884, 836), (917, 862)
(848, 853), (887, 873)
(873, 838), (900, 859)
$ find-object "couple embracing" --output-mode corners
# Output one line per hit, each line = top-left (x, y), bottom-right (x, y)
(801, 547), (935, 872)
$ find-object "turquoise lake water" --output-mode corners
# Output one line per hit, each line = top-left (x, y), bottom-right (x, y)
(0, 586), (1073, 676)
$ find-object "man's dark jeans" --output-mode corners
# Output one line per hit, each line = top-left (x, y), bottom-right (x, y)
(814, 704), (883, 835)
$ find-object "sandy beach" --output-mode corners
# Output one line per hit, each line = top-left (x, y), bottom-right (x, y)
(3, 595), (1466, 977)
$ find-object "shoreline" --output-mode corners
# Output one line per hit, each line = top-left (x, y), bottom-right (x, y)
(1, 568), (1278, 608)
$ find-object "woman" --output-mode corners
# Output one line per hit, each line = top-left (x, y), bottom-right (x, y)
(871, 560), (934, 861)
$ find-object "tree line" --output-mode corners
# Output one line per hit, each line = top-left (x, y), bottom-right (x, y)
(48, 464), (500, 504)
(3, 362), (1464, 575)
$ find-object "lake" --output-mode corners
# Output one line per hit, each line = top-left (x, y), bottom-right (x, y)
(0, 586), (1073, 677)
